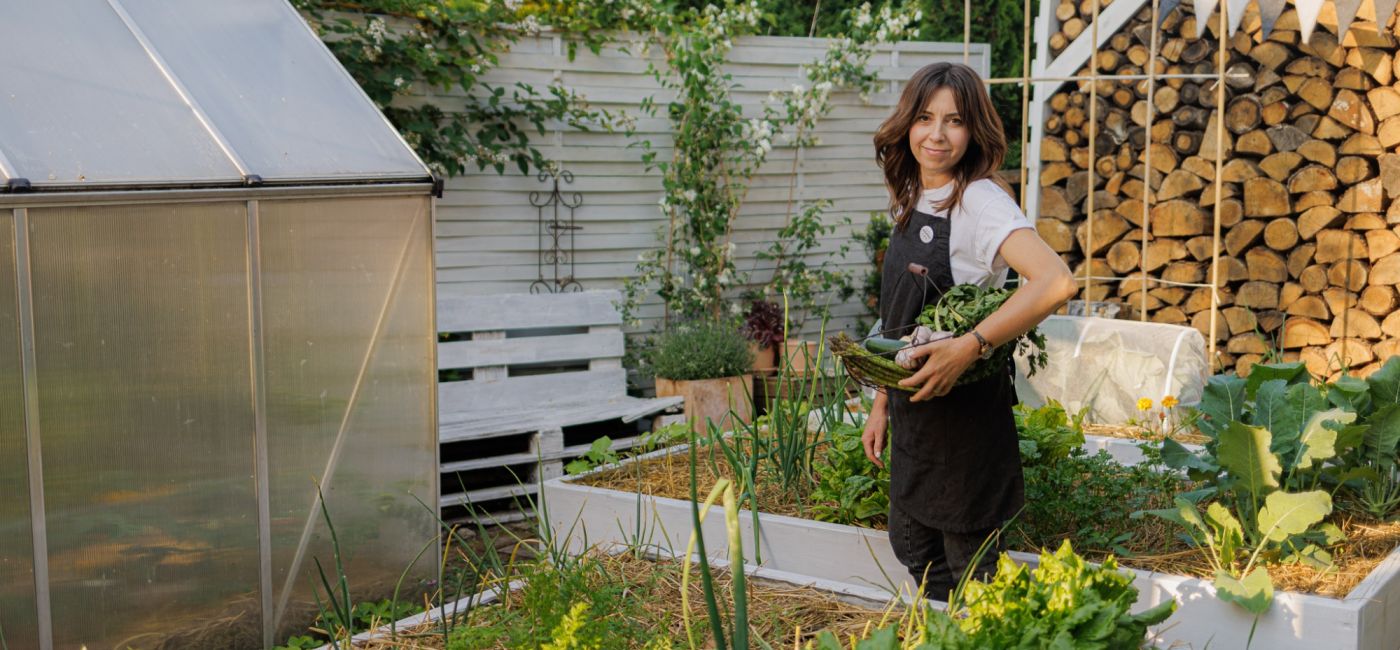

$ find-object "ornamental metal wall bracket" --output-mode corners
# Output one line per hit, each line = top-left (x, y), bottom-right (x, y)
(529, 168), (583, 294)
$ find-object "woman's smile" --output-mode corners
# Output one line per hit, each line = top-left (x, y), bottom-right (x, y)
(907, 86), (970, 188)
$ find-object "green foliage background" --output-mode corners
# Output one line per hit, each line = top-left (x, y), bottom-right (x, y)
(680, 0), (1041, 169)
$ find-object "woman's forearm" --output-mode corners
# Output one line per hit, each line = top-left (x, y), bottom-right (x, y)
(963, 271), (1076, 351)
(871, 388), (889, 414)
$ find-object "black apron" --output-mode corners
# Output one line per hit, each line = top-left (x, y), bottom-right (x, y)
(879, 208), (1024, 533)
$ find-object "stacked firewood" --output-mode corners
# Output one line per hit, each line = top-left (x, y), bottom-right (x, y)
(1049, 0), (1118, 57)
(1038, 2), (1400, 378)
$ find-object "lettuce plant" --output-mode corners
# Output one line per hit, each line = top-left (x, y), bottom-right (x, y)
(810, 422), (889, 527)
(807, 540), (1175, 649)
(1015, 399), (1086, 466)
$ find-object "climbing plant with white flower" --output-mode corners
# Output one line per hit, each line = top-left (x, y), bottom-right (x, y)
(622, 1), (918, 329)
(293, 0), (650, 178)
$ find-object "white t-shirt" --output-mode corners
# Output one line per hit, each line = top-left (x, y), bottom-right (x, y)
(914, 178), (1034, 288)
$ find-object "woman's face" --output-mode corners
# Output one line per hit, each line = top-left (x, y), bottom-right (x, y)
(907, 85), (969, 190)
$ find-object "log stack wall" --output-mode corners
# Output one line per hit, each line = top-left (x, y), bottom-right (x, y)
(1038, 1), (1400, 378)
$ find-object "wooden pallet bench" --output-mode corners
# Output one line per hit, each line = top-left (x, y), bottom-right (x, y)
(437, 289), (681, 519)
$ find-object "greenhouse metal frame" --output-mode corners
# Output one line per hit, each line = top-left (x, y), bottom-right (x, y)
(0, 1), (440, 648)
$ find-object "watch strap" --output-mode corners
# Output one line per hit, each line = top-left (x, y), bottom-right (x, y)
(972, 329), (993, 359)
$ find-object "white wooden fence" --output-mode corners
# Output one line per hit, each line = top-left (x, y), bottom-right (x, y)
(430, 31), (991, 341)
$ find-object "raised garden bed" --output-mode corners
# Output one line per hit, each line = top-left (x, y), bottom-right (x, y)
(544, 437), (1400, 649)
(309, 548), (892, 649)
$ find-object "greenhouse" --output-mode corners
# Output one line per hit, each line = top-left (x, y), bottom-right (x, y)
(0, 1), (438, 648)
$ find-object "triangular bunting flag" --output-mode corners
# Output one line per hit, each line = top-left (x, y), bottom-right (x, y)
(1195, 0), (1221, 38)
(1335, 0), (1365, 40)
(1159, 0), (1182, 27)
(1296, 0), (1326, 43)
(1227, 0), (1251, 35)
(1376, 0), (1400, 35)
(1257, 0), (1289, 38)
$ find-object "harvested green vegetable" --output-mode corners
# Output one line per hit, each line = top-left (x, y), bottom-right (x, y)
(915, 284), (1048, 385)
(829, 332), (915, 392)
(861, 336), (908, 355)
(830, 284), (1048, 392)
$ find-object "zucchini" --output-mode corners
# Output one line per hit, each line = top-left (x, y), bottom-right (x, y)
(862, 336), (907, 355)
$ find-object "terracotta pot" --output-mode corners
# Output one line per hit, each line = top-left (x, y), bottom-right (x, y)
(749, 341), (777, 375)
(654, 374), (755, 434)
(780, 340), (822, 375)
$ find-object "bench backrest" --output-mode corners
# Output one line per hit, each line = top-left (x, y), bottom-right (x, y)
(437, 290), (627, 421)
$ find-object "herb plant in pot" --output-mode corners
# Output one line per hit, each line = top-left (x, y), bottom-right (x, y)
(649, 320), (755, 434)
(741, 299), (783, 375)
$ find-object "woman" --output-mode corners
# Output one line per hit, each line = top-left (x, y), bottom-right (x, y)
(862, 62), (1077, 601)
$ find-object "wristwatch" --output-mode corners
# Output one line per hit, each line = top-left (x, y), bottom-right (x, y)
(972, 329), (994, 360)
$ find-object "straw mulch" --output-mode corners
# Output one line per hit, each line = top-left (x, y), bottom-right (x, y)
(576, 438), (828, 522)
(357, 550), (898, 649)
(1082, 422), (1209, 445)
(1119, 514), (1400, 598)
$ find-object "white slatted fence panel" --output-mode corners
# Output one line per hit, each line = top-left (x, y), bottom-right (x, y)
(430, 30), (990, 341)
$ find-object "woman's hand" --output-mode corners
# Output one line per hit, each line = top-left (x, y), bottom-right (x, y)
(862, 392), (889, 468)
(897, 335), (981, 402)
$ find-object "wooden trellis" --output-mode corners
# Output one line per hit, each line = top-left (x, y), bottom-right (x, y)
(1015, 0), (1400, 375)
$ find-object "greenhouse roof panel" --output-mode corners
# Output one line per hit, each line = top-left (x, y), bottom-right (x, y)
(0, 0), (429, 190)
(0, 0), (245, 187)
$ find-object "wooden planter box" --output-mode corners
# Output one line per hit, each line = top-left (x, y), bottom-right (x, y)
(754, 372), (853, 417)
(544, 435), (1400, 650)
(779, 340), (822, 375)
(655, 374), (754, 434)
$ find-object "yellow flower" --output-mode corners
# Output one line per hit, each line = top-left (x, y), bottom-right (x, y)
(1162, 395), (1179, 409)
(1137, 397), (1153, 411)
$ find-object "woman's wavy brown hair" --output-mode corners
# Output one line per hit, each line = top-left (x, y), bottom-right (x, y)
(874, 62), (1009, 228)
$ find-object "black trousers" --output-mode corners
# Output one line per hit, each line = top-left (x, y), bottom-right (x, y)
(888, 502), (1004, 603)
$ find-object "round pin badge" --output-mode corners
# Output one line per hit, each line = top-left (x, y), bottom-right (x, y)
(918, 225), (934, 244)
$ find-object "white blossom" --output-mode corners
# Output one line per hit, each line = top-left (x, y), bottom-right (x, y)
(366, 17), (388, 45)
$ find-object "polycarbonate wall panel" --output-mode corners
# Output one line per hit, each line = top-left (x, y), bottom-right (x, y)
(258, 197), (436, 637)
(27, 203), (261, 649)
(0, 211), (38, 649)
(0, 1), (242, 187)
(121, 0), (428, 182)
